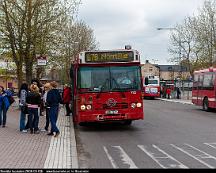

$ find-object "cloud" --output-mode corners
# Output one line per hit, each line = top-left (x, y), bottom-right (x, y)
(78, 0), (205, 64)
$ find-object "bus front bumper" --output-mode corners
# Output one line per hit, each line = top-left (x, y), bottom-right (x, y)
(78, 111), (144, 123)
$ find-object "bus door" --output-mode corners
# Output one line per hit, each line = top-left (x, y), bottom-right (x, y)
(193, 74), (199, 105)
(214, 73), (216, 108)
(198, 74), (204, 105)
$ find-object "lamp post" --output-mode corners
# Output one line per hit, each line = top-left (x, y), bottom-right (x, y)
(157, 27), (183, 77)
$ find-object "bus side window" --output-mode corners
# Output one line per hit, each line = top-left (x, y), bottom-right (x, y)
(193, 74), (199, 89)
(213, 73), (216, 86)
(203, 73), (214, 88)
(198, 74), (203, 88)
(144, 77), (149, 85)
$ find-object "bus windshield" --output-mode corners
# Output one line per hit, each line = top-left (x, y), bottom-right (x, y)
(148, 80), (158, 85)
(78, 66), (141, 92)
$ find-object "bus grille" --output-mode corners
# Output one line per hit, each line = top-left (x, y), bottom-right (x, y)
(103, 103), (128, 109)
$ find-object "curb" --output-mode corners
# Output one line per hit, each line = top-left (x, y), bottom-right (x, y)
(158, 98), (193, 105)
(70, 115), (79, 168)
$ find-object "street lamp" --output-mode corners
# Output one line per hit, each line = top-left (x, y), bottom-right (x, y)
(157, 27), (182, 74)
(157, 27), (176, 31)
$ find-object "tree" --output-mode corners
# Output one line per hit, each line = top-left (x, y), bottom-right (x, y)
(168, 0), (216, 74)
(48, 19), (99, 84)
(0, 0), (81, 87)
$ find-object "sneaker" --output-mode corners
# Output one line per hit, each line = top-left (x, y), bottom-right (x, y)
(53, 132), (60, 137)
(40, 129), (47, 132)
(34, 130), (40, 134)
(2, 125), (5, 128)
(21, 130), (28, 133)
(47, 132), (54, 136)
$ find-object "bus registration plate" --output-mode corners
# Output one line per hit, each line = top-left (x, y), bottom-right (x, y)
(105, 110), (118, 114)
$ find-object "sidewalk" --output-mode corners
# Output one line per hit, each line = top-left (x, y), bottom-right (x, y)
(158, 98), (193, 105)
(0, 101), (78, 169)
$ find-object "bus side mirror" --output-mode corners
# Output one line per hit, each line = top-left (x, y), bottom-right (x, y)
(144, 77), (149, 85)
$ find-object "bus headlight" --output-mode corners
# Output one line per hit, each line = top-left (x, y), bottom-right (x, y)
(86, 105), (92, 110)
(80, 105), (86, 110)
(136, 103), (142, 108)
(131, 103), (136, 108)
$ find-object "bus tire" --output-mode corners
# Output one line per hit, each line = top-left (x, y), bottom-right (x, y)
(203, 97), (209, 111)
(79, 122), (88, 126)
(123, 120), (132, 125)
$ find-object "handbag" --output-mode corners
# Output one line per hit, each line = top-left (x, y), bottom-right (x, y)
(21, 105), (29, 114)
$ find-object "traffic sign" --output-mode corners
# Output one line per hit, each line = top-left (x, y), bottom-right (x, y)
(37, 56), (47, 66)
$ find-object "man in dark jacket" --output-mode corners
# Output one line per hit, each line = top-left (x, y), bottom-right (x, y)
(46, 81), (62, 137)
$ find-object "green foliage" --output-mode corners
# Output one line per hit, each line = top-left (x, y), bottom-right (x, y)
(0, 0), (99, 87)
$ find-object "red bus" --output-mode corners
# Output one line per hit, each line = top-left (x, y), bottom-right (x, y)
(192, 67), (216, 111)
(70, 48), (144, 126)
(143, 75), (160, 99)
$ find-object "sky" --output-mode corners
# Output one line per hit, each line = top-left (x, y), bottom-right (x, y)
(77, 0), (206, 65)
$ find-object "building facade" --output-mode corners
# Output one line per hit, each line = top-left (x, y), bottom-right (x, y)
(141, 60), (191, 80)
(141, 60), (159, 77)
(0, 75), (18, 90)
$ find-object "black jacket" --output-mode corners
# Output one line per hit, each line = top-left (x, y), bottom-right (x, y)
(26, 92), (41, 106)
(47, 89), (62, 107)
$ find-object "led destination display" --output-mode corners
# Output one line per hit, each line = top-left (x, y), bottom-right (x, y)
(85, 51), (134, 62)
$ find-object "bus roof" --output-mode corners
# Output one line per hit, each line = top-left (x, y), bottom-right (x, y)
(194, 67), (216, 74)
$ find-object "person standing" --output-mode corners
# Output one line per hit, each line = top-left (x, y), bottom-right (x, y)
(26, 84), (41, 134)
(25, 79), (43, 130)
(18, 83), (29, 133)
(46, 81), (62, 137)
(166, 87), (171, 99)
(177, 87), (181, 99)
(31, 78), (44, 116)
(0, 86), (10, 127)
(63, 84), (72, 116)
(43, 83), (51, 131)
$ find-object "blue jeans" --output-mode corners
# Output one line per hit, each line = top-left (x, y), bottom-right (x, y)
(49, 106), (59, 133)
(0, 105), (7, 126)
(19, 106), (26, 131)
(45, 108), (50, 130)
(28, 108), (39, 132)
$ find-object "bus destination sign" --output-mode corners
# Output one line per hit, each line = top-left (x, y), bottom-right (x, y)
(85, 51), (134, 62)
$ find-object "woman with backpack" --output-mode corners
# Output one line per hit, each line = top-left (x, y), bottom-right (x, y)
(0, 86), (11, 127)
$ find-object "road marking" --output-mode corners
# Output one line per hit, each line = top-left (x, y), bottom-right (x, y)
(204, 143), (216, 149)
(171, 144), (216, 169)
(103, 146), (118, 168)
(113, 146), (138, 168)
(138, 145), (188, 168)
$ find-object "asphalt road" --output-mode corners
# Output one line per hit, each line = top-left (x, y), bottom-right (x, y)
(75, 99), (216, 169)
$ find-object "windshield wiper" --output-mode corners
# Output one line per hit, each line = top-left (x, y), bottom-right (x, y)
(111, 78), (126, 98)
(96, 78), (110, 98)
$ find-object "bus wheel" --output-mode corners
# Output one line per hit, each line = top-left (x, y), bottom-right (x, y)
(203, 98), (209, 111)
(79, 122), (88, 126)
(123, 120), (132, 125)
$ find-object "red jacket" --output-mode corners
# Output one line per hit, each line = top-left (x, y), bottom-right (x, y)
(166, 88), (171, 95)
(63, 87), (72, 103)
